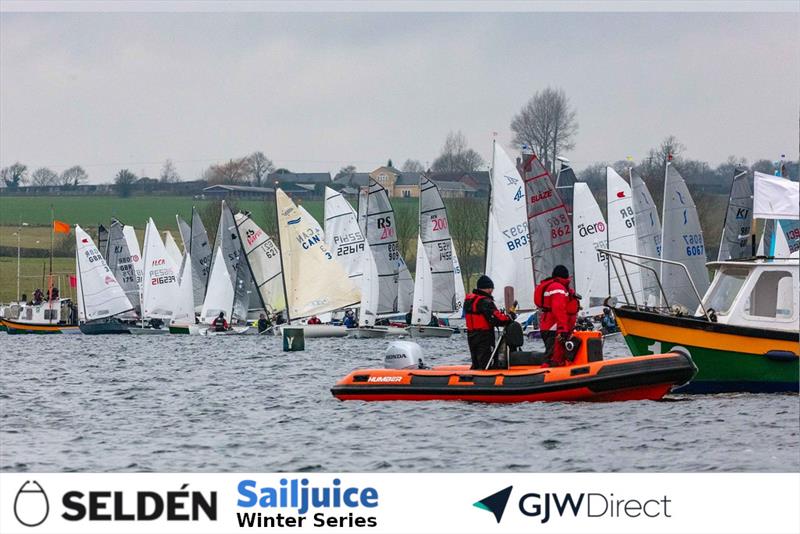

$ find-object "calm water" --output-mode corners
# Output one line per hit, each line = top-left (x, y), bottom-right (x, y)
(1, 332), (798, 472)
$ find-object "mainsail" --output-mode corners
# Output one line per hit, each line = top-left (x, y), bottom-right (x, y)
(300, 205), (324, 241)
(234, 211), (285, 313)
(164, 231), (183, 266)
(122, 224), (144, 293)
(522, 151), (573, 284)
(606, 167), (642, 302)
(358, 243), (380, 327)
(449, 245), (466, 319)
(276, 189), (360, 320)
(660, 163), (710, 311)
(106, 219), (141, 314)
(176, 215), (192, 254)
(419, 175), (455, 312)
(97, 224), (109, 260)
(172, 252), (195, 325)
(141, 218), (181, 320)
(362, 178), (404, 314)
(324, 186), (367, 282)
(410, 237), (433, 326)
(485, 141), (534, 310)
(200, 247), (234, 324)
(630, 170), (663, 306)
(75, 225), (133, 322)
(572, 182), (608, 312)
(188, 207), (212, 308)
(555, 162), (578, 216)
(717, 167), (753, 261)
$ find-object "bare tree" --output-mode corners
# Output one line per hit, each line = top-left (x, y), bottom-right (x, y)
(1, 163), (28, 188)
(393, 200), (417, 261)
(203, 158), (249, 185)
(511, 87), (578, 173)
(445, 197), (487, 287)
(334, 164), (357, 181)
(401, 159), (424, 172)
(431, 131), (485, 172)
(30, 167), (59, 186)
(247, 151), (274, 186)
(114, 169), (138, 197)
(60, 165), (87, 186)
(159, 159), (181, 183)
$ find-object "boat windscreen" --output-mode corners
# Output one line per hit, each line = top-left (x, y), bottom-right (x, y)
(704, 267), (748, 315)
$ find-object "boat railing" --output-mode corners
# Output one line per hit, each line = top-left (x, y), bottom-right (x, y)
(597, 248), (712, 321)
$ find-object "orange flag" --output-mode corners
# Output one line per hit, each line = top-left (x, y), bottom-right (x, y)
(53, 220), (71, 234)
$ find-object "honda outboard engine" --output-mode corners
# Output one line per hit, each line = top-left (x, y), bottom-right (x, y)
(384, 341), (426, 369)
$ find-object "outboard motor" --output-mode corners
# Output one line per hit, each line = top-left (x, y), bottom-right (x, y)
(384, 341), (426, 369)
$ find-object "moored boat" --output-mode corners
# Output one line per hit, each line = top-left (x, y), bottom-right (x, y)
(332, 331), (696, 402)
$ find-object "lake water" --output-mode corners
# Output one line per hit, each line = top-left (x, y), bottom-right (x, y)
(1, 332), (798, 472)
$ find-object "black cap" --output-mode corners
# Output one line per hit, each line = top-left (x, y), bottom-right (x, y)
(476, 275), (494, 289)
(552, 265), (570, 279)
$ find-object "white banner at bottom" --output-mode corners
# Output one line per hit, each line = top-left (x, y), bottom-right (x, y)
(1, 473), (797, 534)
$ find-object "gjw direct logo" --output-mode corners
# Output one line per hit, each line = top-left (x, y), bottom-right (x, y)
(474, 485), (672, 524)
(12, 480), (216, 527)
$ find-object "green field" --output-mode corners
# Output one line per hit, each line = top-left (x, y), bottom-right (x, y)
(0, 256), (76, 303)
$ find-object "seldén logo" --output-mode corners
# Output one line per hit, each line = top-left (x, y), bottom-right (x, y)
(473, 486), (512, 523)
(14, 481), (49, 527)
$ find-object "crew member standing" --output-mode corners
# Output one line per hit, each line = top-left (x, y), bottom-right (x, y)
(464, 275), (513, 370)
(535, 265), (580, 366)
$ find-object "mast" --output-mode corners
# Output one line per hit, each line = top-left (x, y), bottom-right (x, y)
(140, 220), (148, 328)
(275, 191), (291, 324)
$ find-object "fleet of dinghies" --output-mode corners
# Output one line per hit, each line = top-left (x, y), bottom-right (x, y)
(4, 142), (797, 348)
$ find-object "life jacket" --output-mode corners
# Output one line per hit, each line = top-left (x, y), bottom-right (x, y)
(464, 292), (492, 331)
(534, 277), (558, 311)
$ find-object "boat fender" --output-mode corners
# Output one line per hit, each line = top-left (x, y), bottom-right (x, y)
(385, 341), (425, 369)
(763, 350), (798, 362)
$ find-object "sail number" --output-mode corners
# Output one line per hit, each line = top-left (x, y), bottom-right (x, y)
(682, 233), (704, 256)
(388, 242), (399, 261)
(502, 223), (530, 252)
(619, 207), (635, 228)
(431, 216), (448, 232)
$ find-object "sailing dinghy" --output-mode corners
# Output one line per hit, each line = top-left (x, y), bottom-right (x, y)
(407, 176), (455, 338)
(75, 225), (135, 334)
(132, 218), (180, 334)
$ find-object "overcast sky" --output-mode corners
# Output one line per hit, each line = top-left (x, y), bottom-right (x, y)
(1, 10), (798, 183)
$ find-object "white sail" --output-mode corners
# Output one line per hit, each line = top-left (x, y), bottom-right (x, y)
(172, 252), (195, 325)
(362, 178), (405, 314)
(211, 201), (241, 287)
(572, 183), (609, 313)
(397, 260), (414, 314)
(299, 205), (324, 242)
(410, 237), (432, 326)
(276, 189), (360, 320)
(176, 215), (192, 254)
(773, 220), (792, 257)
(164, 231), (183, 266)
(189, 207), (212, 308)
(141, 218), (182, 320)
(234, 211), (286, 313)
(486, 141), (535, 310)
(357, 186), (369, 237)
(106, 219), (141, 314)
(606, 167), (642, 303)
(324, 186), (367, 282)
(359, 242), (380, 327)
(630, 171), (663, 306)
(200, 246), (234, 324)
(717, 168), (753, 261)
(660, 163), (710, 311)
(522, 151), (573, 284)
(122, 224), (144, 294)
(75, 225), (133, 322)
(446, 244), (466, 319)
(419, 175), (456, 312)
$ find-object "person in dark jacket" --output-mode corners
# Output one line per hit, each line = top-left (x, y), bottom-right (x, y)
(212, 311), (229, 332)
(257, 313), (271, 333)
(405, 306), (413, 326)
(464, 275), (514, 370)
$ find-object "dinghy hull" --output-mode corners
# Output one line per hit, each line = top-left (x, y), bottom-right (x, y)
(0, 319), (79, 335)
(406, 325), (454, 338)
(332, 352), (696, 403)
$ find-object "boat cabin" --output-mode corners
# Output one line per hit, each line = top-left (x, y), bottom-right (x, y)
(702, 254), (799, 332)
(7, 298), (78, 326)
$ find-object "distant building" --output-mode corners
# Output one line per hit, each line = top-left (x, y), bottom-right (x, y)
(266, 172), (331, 188)
(428, 171), (490, 196)
(203, 184), (275, 199)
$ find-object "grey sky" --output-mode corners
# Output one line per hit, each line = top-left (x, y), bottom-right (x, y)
(1, 10), (798, 183)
